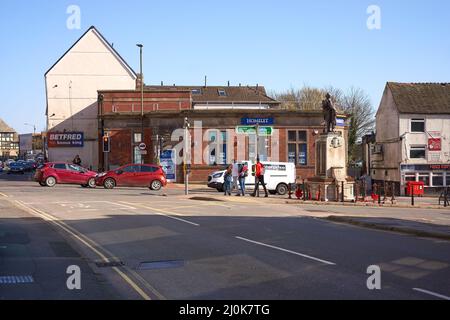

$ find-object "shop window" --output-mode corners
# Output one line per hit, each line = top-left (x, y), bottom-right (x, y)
(446, 173), (450, 187)
(410, 146), (426, 159)
(287, 130), (308, 166)
(418, 174), (430, 186)
(432, 174), (444, 187)
(411, 119), (425, 133)
(404, 175), (416, 182)
(133, 146), (142, 164)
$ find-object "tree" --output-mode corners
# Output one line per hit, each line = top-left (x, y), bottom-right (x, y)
(341, 87), (375, 162)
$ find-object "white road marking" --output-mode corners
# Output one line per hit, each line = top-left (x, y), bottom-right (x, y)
(413, 288), (450, 300)
(0, 192), (8, 197)
(120, 202), (200, 227)
(235, 236), (336, 266)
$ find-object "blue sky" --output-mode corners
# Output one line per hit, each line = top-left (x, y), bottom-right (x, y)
(0, 0), (449, 133)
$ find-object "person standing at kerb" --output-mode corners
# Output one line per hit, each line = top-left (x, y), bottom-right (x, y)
(223, 165), (233, 196)
(252, 158), (268, 198)
(231, 159), (240, 192)
(237, 162), (249, 197)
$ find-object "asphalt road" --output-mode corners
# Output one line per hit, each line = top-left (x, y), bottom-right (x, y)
(1, 174), (449, 300)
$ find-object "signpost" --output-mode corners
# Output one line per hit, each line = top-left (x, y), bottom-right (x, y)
(160, 149), (177, 182)
(236, 126), (274, 136)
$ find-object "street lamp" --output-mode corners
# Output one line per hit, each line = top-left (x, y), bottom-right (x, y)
(136, 44), (144, 164)
(24, 123), (36, 135)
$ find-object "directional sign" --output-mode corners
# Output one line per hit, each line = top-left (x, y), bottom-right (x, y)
(236, 126), (274, 136)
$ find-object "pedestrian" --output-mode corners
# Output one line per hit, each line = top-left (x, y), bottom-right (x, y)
(237, 162), (248, 196)
(252, 158), (268, 198)
(73, 155), (82, 166)
(231, 159), (239, 192)
(223, 165), (232, 196)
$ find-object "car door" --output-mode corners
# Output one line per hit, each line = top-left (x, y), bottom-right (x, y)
(139, 165), (157, 187)
(116, 165), (140, 186)
(67, 164), (87, 184)
(52, 163), (71, 183)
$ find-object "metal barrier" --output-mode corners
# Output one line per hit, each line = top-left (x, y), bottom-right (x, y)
(439, 187), (449, 207)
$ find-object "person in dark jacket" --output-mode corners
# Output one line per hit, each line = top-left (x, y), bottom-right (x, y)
(223, 165), (233, 196)
(73, 155), (82, 166)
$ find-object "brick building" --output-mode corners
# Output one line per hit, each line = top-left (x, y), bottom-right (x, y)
(98, 86), (348, 183)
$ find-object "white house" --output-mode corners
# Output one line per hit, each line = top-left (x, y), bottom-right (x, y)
(372, 82), (450, 195)
(45, 26), (137, 169)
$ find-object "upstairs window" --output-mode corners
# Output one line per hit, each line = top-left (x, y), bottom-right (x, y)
(191, 89), (202, 95)
(410, 146), (426, 159)
(411, 119), (425, 133)
(218, 89), (227, 97)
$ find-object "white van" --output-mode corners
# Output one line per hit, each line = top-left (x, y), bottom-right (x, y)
(207, 161), (296, 195)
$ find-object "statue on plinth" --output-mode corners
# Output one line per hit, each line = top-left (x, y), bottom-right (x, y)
(322, 93), (337, 133)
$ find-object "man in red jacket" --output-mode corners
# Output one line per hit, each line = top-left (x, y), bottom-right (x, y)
(251, 158), (268, 198)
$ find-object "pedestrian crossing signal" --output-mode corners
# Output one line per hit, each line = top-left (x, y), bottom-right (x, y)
(103, 136), (110, 153)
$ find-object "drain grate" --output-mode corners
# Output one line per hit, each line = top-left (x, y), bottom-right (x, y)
(189, 197), (224, 202)
(138, 260), (185, 270)
(0, 275), (34, 284)
(95, 260), (124, 268)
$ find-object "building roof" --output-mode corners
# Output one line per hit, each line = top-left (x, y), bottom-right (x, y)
(388, 82), (450, 114)
(0, 118), (16, 133)
(144, 85), (279, 104)
(45, 26), (137, 79)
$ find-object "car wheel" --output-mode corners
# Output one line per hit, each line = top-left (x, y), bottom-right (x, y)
(103, 178), (116, 190)
(88, 178), (96, 188)
(276, 183), (288, 196)
(39, 181), (46, 187)
(150, 180), (162, 191)
(46, 176), (57, 187)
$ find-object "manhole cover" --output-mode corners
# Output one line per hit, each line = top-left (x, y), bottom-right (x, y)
(95, 260), (124, 268)
(0, 275), (34, 284)
(138, 260), (184, 270)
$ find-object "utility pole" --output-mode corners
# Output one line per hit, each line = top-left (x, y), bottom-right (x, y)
(137, 44), (144, 164)
(184, 117), (190, 195)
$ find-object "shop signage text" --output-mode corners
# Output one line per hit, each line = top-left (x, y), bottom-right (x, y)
(236, 126), (274, 136)
(241, 118), (274, 126)
(48, 132), (84, 148)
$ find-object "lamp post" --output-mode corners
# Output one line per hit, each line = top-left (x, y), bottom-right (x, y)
(24, 123), (36, 135)
(136, 44), (144, 164)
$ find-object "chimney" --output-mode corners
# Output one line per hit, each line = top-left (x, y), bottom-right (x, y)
(204, 76), (207, 88)
(136, 73), (144, 90)
(161, 81), (164, 86)
(228, 81), (230, 87)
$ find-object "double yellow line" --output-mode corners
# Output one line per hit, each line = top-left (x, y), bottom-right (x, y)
(12, 199), (165, 300)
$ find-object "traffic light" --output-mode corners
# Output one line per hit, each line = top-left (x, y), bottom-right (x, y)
(102, 135), (110, 153)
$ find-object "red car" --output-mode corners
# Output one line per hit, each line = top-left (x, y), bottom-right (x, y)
(96, 164), (167, 191)
(35, 162), (98, 188)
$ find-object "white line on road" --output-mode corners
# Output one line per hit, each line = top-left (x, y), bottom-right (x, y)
(120, 202), (200, 227)
(0, 192), (8, 198)
(413, 288), (450, 300)
(235, 236), (336, 266)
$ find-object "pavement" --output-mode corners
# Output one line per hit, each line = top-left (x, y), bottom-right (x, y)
(1, 173), (450, 300)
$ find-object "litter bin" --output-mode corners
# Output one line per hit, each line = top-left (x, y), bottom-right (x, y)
(406, 181), (425, 197)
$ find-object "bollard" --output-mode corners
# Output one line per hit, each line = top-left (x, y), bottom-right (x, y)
(378, 184), (381, 205)
(288, 184), (292, 199)
(411, 188), (415, 206)
(444, 188), (448, 207)
(391, 182), (396, 203)
(303, 180), (307, 201)
(341, 181), (345, 203)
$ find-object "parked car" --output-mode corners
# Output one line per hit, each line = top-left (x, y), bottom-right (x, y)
(8, 161), (26, 174)
(96, 164), (167, 191)
(34, 162), (98, 188)
(207, 161), (296, 195)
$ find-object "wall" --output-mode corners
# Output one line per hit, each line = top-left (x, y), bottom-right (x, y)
(46, 28), (136, 170)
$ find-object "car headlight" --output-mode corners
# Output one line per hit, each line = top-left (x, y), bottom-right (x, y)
(213, 173), (223, 179)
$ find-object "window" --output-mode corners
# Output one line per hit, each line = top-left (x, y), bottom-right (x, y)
(53, 164), (67, 170)
(418, 174), (430, 186)
(410, 146), (426, 159)
(446, 173), (450, 187)
(404, 175), (416, 182)
(133, 147), (143, 164)
(134, 133), (142, 143)
(141, 165), (158, 173)
(287, 130), (308, 166)
(208, 131), (227, 165)
(122, 165), (140, 173)
(432, 173), (444, 187)
(218, 89), (227, 97)
(68, 164), (82, 172)
(192, 89), (202, 95)
(411, 119), (425, 133)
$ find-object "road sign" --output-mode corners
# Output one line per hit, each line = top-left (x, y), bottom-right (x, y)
(241, 118), (274, 126)
(138, 143), (147, 151)
(236, 126), (274, 136)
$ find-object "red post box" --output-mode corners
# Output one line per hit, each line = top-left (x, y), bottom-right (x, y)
(406, 181), (425, 197)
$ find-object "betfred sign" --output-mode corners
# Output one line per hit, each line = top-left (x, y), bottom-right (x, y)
(48, 132), (84, 148)
(428, 138), (441, 151)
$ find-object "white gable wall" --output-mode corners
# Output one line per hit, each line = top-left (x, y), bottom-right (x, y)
(46, 28), (136, 170)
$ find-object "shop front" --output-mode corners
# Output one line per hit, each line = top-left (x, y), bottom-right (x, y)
(401, 164), (450, 195)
